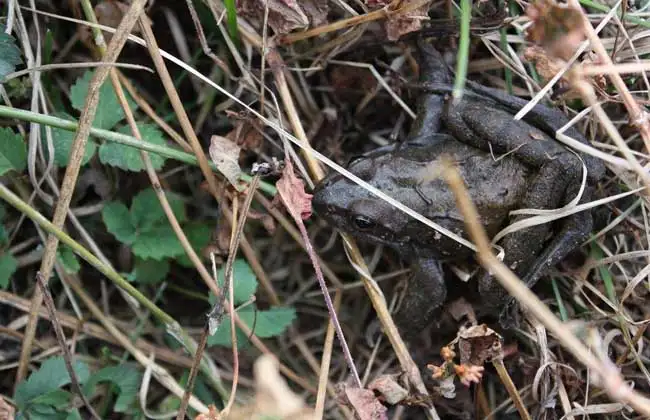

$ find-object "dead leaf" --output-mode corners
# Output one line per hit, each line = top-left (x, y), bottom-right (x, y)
(0, 396), (15, 420)
(225, 111), (264, 151)
(365, 0), (431, 41)
(368, 374), (409, 405)
(276, 159), (313, 221)
(237, 0), (328, 34)
(209, 135), (243, 187)
(457, 324), (503, 366)
(343, 385), (388, 420)
(525, 0), (585, 61)
(225, 355), (316, 419)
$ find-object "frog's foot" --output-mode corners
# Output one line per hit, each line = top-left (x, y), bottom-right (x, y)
(394, 257), (447, 338)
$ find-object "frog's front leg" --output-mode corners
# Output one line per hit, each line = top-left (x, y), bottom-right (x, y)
(395, 255), (447, 337)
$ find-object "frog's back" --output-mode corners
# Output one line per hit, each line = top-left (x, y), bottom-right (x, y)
(408, 136), (533, 239)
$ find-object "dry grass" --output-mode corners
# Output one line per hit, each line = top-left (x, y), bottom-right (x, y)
(2, 0), (650, 419)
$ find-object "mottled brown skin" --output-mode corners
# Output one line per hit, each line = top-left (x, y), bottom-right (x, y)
(313, 41), (604, 335)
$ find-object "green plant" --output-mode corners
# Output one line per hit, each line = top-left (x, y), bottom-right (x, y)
(13, 356), (142, 419)
(208, 259), (296, 347)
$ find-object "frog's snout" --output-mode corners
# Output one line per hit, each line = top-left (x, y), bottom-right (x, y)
(312, 174), (348, 221)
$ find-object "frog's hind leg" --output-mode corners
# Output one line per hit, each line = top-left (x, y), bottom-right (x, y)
(498, 186), (595, 326)
(395, 256), (447, 338)
(478, 152), (591, 326)
(408, 40), (454, 138)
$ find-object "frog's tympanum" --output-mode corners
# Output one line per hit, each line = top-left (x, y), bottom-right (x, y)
(313, 40), (604, 335)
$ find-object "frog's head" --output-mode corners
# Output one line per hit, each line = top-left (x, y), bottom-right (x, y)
(312, 145), (420, 251)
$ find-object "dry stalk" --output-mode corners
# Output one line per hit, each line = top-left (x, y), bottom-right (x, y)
(492, 357), (532, 420)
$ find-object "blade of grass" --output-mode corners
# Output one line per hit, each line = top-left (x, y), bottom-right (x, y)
(452, 0), (472, 102)
(0, 105), (277, 196)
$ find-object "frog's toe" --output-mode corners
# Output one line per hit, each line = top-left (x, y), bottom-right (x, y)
(498, 298), (521, 329)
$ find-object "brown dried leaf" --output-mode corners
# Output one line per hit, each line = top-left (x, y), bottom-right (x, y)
(209, 135), (243, 187)
(237, 0), (328, 34)
(525, 0), (585, 61)
(276, 159), (313, 221)
(343, 385), (388, 420)
(457, 324), (503, 366)
(365, 0), (430, 41)
(225, 111), (264, 151)
(368, 374), (409, 405)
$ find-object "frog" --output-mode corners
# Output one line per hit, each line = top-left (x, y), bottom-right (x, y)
(312, 39), (605, 335)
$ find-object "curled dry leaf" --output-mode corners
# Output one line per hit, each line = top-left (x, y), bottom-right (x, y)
(457, 324), (503, 366)
(368, 373), (409, 405)
(365, 0), (431, 41)
(341, 383), (389, 420)
(225, 111), (264, 151)
(209, 135), (243, 188)
(525, 0), (585, 61)
(275, 159), (313, 221)
(237, 0), (328, 35)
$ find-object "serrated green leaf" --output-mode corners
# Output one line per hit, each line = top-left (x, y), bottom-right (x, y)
(132, 224), (184, 260)
(102, 202), (136, 244)
(207, 307), (296, 347)
(0, 26), (23, 80)
(14, 356), (90, 409)
(176, 223), (212, 267)
(99, 124), (168, 171)
(210, 259), (257, 305)
(57, 245), (80, 274)
(130, 188), (186, 231)
(130, 258), (170, 284)
(84, 364), (142, 412)
(0, 252), (17, 289)
(70, 71), (137, 130)
(46, 114), (97, 167)
(0, 127), (26, 175)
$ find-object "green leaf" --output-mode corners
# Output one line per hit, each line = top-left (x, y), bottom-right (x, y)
(0, 25), (23, 80)
(210, 259), (257, 305)
(70, 70), (137, 130)
(132, 224), (184, 260)
(31, 389), (73, 409)
(130, 188), (186, 231)
(57, 245), (80, 274)
(176, 223), (212, 267)
(129, 258), (170, 284)
(14, 356), (90, 410)
(46, 114), (97, 167)
(0, 127), (26, 175)
(84, 364), (142, 413)
(0, 252), (17, 289)
(99, 124), (168, 171)
(102, 201), (136, 244)
(207, 307), (296, 347)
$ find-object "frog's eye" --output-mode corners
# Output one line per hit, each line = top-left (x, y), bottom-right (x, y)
(352, 215), (376, 230)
